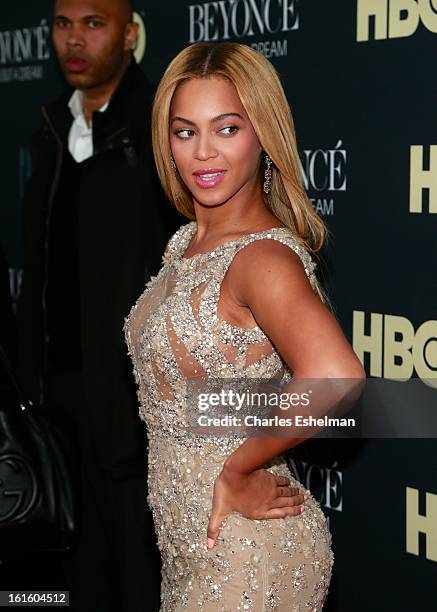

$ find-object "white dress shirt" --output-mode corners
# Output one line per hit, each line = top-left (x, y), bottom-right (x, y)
(68, 90), (109, 163)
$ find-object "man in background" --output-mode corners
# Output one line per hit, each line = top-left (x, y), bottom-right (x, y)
(18, 0), (179, 610)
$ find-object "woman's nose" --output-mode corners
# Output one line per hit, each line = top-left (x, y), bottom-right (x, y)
(194, 134), (218, 161)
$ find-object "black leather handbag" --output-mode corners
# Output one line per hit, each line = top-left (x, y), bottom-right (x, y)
(0, 346), (77, 555)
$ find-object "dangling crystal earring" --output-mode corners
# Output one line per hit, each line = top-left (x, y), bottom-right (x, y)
(170, 156), (180, 201)
(263, 153), (272, 194)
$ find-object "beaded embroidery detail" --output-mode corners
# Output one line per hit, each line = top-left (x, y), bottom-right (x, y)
(124, 222), (333, 611)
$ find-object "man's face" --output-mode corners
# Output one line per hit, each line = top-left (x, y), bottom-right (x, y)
(52, 0), (137, 90)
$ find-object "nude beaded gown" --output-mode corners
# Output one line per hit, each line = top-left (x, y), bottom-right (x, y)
(124, 222), (334, 611)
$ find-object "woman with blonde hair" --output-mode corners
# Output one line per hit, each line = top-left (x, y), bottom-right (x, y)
(125, 41), (364, 610)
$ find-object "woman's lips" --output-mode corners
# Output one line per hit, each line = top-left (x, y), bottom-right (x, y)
(192, 169), (226, 189)
(64, 58), (89, 73)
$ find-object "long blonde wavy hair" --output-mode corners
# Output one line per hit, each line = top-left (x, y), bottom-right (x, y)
(152, 42), (330, 304)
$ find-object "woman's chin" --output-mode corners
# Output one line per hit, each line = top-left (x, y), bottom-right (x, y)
(193, 193), (229, 209)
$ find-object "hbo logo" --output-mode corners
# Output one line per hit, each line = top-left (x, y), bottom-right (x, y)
(357, 0), (437, 41)
(353, 311), (437, 387)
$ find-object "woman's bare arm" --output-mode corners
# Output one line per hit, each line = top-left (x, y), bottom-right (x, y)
(206, 238), (365, 548)
(221, 238), (366, 475)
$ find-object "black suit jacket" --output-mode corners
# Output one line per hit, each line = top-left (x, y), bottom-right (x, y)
(18, 59), (181, 478)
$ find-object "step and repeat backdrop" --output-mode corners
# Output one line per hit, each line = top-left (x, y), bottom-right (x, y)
(1, 1), (436, 609)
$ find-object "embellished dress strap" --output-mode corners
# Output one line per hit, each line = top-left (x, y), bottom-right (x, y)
(187, 227), (318, 381)
(161, 221), (197, 265)
(200, 227), (318, 340)
(228, 227), (318, 287)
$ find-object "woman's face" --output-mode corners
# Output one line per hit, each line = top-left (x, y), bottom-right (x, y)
(170, 77), (263, 208)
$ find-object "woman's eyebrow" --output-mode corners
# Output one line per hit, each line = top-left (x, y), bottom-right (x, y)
(170, 112), (244, 126)
(171, 116), (196, 126)
(211, 112), (244, 122)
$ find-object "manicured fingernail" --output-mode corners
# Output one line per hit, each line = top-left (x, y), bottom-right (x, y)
(300, 506), (305, 513)
(207, 538), (214, 549)
(304, 494), (309, 500)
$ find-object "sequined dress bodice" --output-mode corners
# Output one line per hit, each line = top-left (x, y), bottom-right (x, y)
(124, 222), (334, 611)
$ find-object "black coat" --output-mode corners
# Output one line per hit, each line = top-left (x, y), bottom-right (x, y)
(17, 59), (181, 479)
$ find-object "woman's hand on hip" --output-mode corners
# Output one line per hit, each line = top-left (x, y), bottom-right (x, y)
(206, 464), (308, 549)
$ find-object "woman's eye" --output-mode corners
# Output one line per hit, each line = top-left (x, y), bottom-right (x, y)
(175, 129), (194, 139)
(220, 125), (239, 136)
